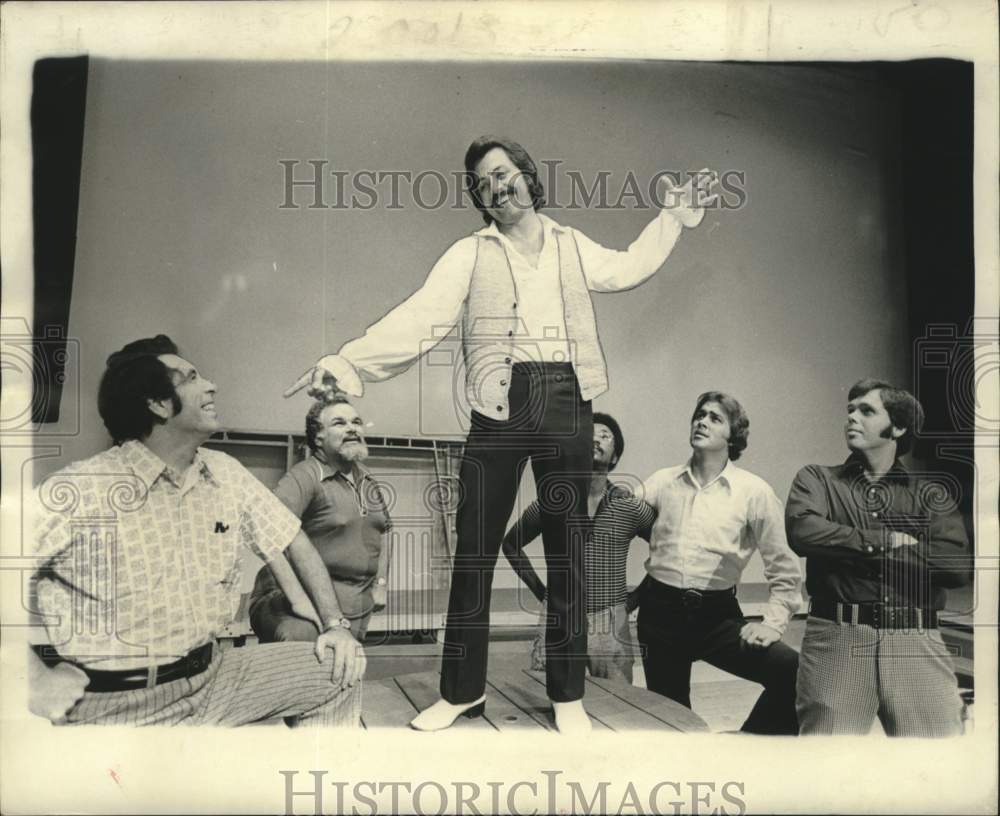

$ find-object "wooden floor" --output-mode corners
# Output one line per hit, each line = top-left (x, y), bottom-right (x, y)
(361, 661), (709, 732)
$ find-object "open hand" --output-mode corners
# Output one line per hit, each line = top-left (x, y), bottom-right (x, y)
(284, 354), (363, 400)
(658, 168), (719, 228)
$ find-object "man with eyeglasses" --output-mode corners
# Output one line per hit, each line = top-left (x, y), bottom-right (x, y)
(249, 396), (392, 644)
(502, 412), (653, 684)
(28, 335), (363, 727)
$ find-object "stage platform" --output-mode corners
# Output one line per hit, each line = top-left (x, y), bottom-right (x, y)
(360, 658), (709, 733)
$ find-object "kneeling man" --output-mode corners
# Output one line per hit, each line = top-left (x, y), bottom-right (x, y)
(250, 396), (391, 644)
(635, 391), (802, 734)
(29, 336), (363, 727)
(502, 412), (654, 684)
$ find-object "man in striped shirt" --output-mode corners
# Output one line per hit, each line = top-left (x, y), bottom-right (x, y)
(502, 412), (654, 683)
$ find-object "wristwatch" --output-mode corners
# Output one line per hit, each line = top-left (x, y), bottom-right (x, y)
(375, 577), (387, 587)
(324, 617), (353, 632)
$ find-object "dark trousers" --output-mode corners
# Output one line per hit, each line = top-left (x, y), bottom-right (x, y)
(637, 578), (800, 735)
(440, 363), (592, 704)
(248, 568), (372, 643)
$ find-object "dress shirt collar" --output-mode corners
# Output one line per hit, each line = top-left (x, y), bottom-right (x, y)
(120, 439), (217, 490)
(678, 458), (736, 492)
(841, 452), (912, 484)
(312, 456), (372, 486)
(473, 212), (568, 245)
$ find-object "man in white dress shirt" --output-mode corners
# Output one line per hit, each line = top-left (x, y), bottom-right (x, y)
(635, 391), (802, 734)
(285, 136), (716, 734)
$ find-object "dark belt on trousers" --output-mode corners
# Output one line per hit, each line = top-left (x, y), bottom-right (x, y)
(809, 600), (938, 630)
(644, 580), (737, 610)
(72, 642), (214, 693)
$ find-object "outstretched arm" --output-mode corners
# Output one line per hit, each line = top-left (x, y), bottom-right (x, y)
(500, 501), (546, 603)
(284, 238), (477, 399)
(580, 170), (718, 293)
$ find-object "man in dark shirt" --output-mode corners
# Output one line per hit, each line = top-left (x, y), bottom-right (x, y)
(250, 396), (391, 644)
(502, 412), (654, 683)
(786, 378), (972, 736)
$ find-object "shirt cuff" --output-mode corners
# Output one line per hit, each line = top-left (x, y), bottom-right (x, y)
(656, 206), (685, 242)
(761, 603), (793, 635)
(858, 529), (886, 555)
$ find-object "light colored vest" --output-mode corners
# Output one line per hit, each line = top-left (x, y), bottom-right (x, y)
(460, 228), (608, 418)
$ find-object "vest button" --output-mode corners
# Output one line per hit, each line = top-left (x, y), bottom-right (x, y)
(512, 302), (518, 309)
(504, 357), (511, 364)
(507, 330), (513, 337)
(500, 380), (507, 386)
(496, 406), (503, 412)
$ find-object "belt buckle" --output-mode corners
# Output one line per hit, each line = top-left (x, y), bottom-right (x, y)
(187, 643), (209, 676)
(682, 589), (703, 610)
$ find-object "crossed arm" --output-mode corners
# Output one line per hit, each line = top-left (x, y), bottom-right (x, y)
(785, 465), (971, 588)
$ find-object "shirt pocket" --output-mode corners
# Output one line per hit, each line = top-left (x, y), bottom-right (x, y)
(693, 497), (746, 555)
(206, 503), (241, 585)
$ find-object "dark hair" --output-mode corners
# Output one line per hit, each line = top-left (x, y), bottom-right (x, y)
(98, 335), (182, 443)
(305, 395), (353, 457)
(847, 378), (924, 455)
(692, 391), (750, 461)
(593, 411), (624, 470)
(463, 136), (545, 225)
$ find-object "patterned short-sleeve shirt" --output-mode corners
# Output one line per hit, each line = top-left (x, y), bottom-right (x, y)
(33, 440), (301, 669)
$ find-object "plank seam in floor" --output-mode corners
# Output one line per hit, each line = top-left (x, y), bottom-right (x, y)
(517, 669), (619, 731)
(485, 677), (553, 730)
(584, 675), (689, 732)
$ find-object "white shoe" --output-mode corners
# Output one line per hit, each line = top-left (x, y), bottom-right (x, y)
(552, 699), (592, 735)
(409, 695), (487, 731)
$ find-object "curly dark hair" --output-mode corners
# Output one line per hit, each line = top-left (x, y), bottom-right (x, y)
(848, 378), (924, 455)
(691, 391), (750, 461)
(305, 394), (354, 457)
(592, 411), (624, 470)
(463, 135), (546, 225)
(98, 335), (182, 443)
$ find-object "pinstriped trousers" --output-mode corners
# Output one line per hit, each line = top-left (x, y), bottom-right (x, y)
(796, 616), (963, 737)
(62, 642), (361, 727)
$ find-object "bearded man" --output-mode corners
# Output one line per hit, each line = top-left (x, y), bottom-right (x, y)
(250, 396), (391, 643)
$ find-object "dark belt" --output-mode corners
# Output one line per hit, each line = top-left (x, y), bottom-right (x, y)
(645, 580), (737, 610)
(810, 600), (938, 630)
(77, 642), (214, 693)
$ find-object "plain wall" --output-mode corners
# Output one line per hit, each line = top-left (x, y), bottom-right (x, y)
(34, 59), (909, 590)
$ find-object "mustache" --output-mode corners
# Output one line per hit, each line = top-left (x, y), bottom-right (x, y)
(489, 184), (518, 206)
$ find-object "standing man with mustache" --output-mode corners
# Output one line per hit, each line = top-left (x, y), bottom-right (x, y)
(285, 136), (716, 734)
(250, 396), (392, 644)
